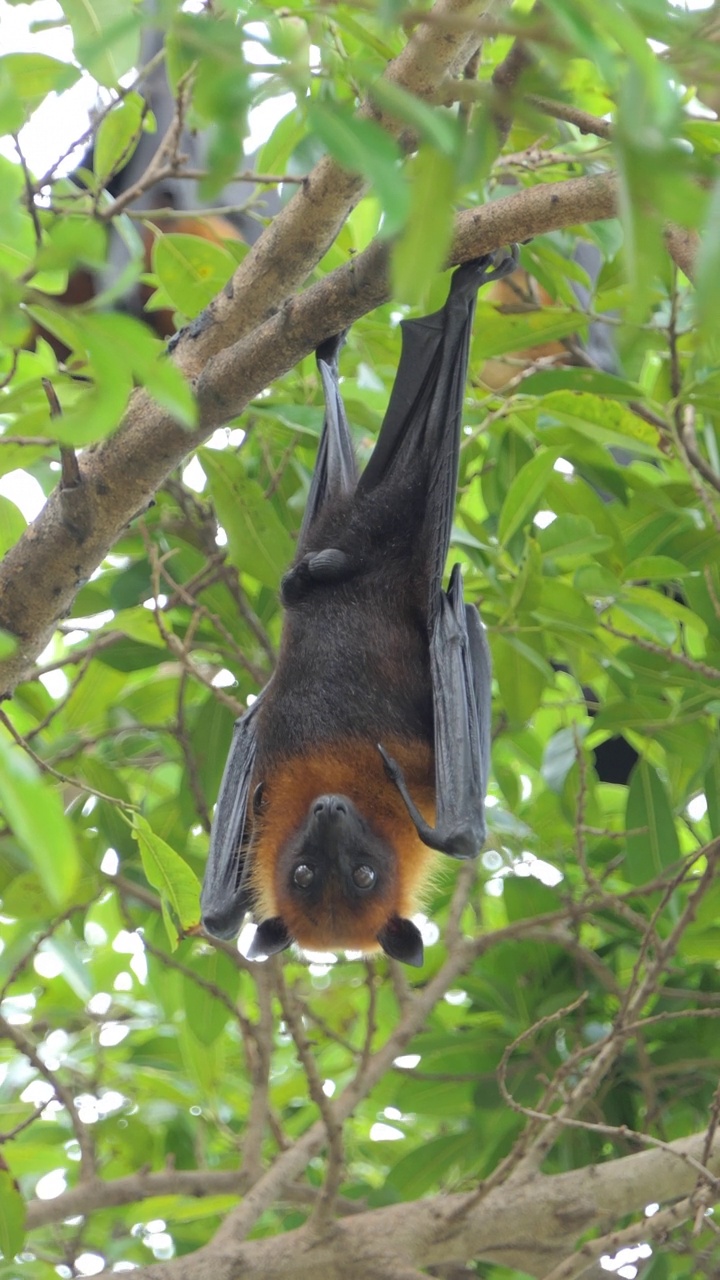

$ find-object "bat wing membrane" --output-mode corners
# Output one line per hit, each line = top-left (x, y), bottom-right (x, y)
(297, 333), (358, 549)
(380, 565), (491, 857)
(280, 334), (359, 603)
(200, 692), (265, 939)
(372, 249), (518, 858)
(359, 251), (518, 600)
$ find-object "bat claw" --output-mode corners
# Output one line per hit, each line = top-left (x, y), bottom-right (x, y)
(377, 742), (398, 781)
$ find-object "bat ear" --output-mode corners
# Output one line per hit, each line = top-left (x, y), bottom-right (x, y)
(377, 916), (424, 968)
(247, 917), (292, 960)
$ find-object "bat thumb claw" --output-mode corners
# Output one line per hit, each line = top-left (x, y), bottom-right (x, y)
(377, 742), (399, 782)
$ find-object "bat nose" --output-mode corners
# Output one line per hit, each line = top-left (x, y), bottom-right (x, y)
(313, 795), (348, 818)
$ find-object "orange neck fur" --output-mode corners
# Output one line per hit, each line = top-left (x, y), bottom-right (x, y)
(250, 737), (437, 953)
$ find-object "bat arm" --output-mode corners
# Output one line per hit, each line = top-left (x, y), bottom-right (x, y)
(377, 743), (481, 859)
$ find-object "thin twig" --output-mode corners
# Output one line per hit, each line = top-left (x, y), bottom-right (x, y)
(0, 1013), (95, 1177)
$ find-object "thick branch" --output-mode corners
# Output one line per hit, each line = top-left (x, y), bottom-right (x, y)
(179, 0), (509, 378)
(0, 173), (620, 697)
(91, 1128), (720, 1280)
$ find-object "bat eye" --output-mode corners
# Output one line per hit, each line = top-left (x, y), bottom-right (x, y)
(352, 865), (376, 889)
(293, 864), (315, 889)
(253, 783), (266, 814)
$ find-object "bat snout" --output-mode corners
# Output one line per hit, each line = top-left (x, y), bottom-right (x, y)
(311, 794), (350, 821)
(306, 794), (364, 854)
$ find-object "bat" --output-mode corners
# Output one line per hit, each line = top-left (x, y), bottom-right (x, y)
(201, 248), (518, 967)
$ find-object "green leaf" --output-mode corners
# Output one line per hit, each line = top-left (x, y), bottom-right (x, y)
(54, 312), (196, 441)
(192, 695), (236, 799)
(538, 514), (613, 563)
(0, 735), (80, 906)
(200, 448), (294, 589)
(0, 54), (79, 132)
(593, 698), (668, 735)
(492, 635), (549, 726)
(308, 101), (408, 235)
(520, 369), (643, 398)
(368, 79), (459, 154)
(94, 91), (146, 183)
(0, 495), (26, 557)
(705, 751), (720, 838)
(111, 607), (167, 649)
(386, 1133), (479, 1199)
(625, 761), (681, 885)
(613, 601), (677, 647)
(34, 216), (107, 273)
(574, 564), (621, 598)
(504, 875), (561, 922)
(133, 814), (201, 949)
(153, 234), (238, 319)
(472, 307), (581, 361)
(392, 147), (455, 305)
(537, 391), (660, 453)
(693, 178), (720, 345)
(0, 157), (28, 246)
(2, 872), (49, 919)
(622, 555), (689, 582)
(536, 579), (597, 630)
(257, 107), (305, 175)
(59, 0), (140, 86)
(498, 449), (560, 545)
(0, 628), (18, 659)
(182, 951), (238, 1046)
(0, 1170), (25, 1260)
(542, 727), (581, 794)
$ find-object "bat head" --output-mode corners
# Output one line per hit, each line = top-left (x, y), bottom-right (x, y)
(250, 793), (425, 966)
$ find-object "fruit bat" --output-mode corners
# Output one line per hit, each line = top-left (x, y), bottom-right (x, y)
(201, 249), (518, 967)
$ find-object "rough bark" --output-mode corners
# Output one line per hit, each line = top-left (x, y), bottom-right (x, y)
(77, 1129), (717, 1280)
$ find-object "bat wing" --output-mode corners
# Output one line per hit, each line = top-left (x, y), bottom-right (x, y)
(201, 692), (265, 939)
(379, 565), (490, 857)
(281, 334), (360, 603)
(374, 249), (518, 859)
(359, 249), (518, 595)
(297, 333), (358, 549)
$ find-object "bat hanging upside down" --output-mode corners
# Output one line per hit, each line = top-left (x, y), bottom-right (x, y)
(201, 248), (518, 966)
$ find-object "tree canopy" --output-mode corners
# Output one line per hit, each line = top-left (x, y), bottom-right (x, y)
(0, 1), (719, 1279)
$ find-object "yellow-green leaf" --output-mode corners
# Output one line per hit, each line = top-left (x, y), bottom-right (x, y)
(0, 735), (80, 906)
(392, 148), (455, 305)
(133, 814), (201, 949)
(0, 1171), (25, 1259)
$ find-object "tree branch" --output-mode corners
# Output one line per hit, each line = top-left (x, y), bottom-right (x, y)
(0, 172), (620, 697)
(88, 1129), (720, 1280)
(179, 0), (513, 380)
(24, 1167), (365, 1230)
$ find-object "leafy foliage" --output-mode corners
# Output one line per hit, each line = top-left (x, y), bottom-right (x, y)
(1, 0), (720, 1278)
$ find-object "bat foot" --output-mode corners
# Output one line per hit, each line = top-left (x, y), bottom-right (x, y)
(316, 331), (349, 367)
(453, 245), (519, 296)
